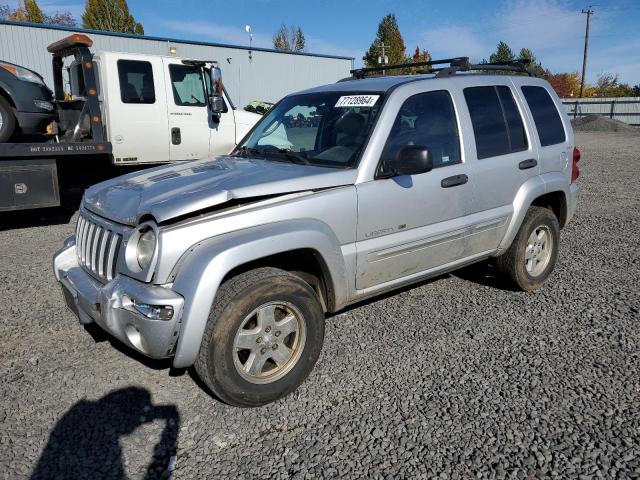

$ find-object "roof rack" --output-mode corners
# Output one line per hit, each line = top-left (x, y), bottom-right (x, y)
(348, 57), (536, 79)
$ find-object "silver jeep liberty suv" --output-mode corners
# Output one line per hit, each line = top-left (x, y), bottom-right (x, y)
(54, 57), (580, 407)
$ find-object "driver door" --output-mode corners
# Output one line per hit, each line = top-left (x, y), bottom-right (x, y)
(163, 59), (211, 161)
(355, 89), (475, 290)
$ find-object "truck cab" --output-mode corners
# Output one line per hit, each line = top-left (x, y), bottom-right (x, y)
(86, 51), (259, 164)
(52, 34), (260, 164)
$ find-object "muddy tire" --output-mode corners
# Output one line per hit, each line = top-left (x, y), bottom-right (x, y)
(496, 206), (560, 291)
(194, 267), (325, 407)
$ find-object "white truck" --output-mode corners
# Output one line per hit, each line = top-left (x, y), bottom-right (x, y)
(0, 33), (260, 211)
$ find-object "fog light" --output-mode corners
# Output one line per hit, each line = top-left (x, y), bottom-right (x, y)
(132, 301), (174, 321)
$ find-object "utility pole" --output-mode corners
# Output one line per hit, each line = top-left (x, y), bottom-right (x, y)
(579, 7), (594, 98)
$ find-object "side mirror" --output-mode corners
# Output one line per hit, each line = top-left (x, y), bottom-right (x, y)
(208, 64), (225, 114)
(381, 146), (433, 178)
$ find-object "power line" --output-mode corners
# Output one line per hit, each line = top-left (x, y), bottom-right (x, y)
(580, 7), (595, 97)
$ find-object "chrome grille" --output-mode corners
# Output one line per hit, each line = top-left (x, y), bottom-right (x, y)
(75, 214), (122, 281)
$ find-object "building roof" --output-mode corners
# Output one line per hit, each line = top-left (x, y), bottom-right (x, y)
(0, 20), (354, 61)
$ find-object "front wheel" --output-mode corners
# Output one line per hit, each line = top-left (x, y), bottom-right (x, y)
(496, 206), (560, 291)
(194, 267), (325, 407)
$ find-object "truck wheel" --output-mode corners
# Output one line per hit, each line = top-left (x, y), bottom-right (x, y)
(194, 267), (325, 407)
(496, 206), (560, 291)
(0, 96), (17, 142)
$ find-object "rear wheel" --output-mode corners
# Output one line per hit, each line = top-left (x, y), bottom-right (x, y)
(0, 96), (17, 142)
(496, 206), (560, 291)
(194, 267), (325, 407)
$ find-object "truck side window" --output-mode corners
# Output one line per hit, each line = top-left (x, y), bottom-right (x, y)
(464, 86), (527, 159)
(169, 65), (206, 106)
(521, 86), (566, 146)
(381, 90), (461, 169)
(117, 60), (155, 104)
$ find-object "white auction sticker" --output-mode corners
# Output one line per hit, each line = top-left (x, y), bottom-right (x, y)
(335, 95), (380, 108)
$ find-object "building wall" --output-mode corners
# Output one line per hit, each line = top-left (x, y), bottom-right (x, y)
(0, 22), (353, 107)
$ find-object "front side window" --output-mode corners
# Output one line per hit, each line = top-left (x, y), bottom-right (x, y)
(235, 92), (383, 169)
(169, 64), (206, 106)
(380, 90), (461, 171)
(521, 86), (566, 146)
(464, 85), (527, 159)
(117, 60), (155, 104)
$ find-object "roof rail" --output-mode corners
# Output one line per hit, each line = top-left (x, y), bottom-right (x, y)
(348, 57), (537, 79)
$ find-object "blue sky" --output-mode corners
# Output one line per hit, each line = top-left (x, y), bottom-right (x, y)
(17, 0), (640, 84)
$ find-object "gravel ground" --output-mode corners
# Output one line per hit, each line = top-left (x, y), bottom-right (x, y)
(1, 131), (639, 479)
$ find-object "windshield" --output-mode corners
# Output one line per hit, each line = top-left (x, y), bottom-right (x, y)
(234, 91), (383, 169)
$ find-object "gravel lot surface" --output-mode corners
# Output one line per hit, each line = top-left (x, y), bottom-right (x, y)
(1, 132), (639, 479)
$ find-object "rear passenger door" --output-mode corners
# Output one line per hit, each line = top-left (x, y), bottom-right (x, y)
(109, 57), (170, 164)
(460, 81), (539, 249)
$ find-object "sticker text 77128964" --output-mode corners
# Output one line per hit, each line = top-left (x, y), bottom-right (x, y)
(334, 95), (380, 108)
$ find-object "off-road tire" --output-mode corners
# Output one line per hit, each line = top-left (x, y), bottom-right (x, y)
(0, 96), (17, 142)
(194, 267), (325, 407)
(496, 206), (560, 291)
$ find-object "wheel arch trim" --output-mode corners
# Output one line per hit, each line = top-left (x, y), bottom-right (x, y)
(169, 219), (348, 368)
(497, 173), (571, 254)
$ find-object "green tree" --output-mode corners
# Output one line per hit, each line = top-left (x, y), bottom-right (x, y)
(363, 13), (407, 73)
(273, 24), (306, 52)
(82, 0), (144, 34)
(595, 73), (633, 97)
(518, 47), (545, 76)
(24, 0), (43, 22)
(1, 1), (76, 25)
(489, 41), (515, 64)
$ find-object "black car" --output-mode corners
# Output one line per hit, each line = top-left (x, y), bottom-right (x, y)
(0, 60), (55, 142)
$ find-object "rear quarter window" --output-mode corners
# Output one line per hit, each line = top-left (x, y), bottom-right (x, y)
(521, 86), (566, 146)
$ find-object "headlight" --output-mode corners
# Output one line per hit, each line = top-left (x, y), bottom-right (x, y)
(125, 224), (158, 273)
(136, 228), (157, 270)
(0, 62), (46, 86)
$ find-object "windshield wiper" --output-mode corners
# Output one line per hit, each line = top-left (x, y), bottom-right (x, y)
(272, 149), (311, 165)
(234, 146), (263, 158)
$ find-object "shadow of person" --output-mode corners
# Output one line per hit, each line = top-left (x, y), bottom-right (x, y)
(31, 387), (180, 480)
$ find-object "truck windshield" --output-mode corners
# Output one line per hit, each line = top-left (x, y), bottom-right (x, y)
(234, 91), (384, 169)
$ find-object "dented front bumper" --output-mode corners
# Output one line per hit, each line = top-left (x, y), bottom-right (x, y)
(53, 238), (184, 359)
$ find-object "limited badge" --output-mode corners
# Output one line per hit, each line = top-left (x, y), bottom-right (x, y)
(335, 95), (380, 108)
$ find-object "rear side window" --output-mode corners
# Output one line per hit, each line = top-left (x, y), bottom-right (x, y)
(521, 86), (566, 146)
(117, 60), (155, 104)
(464, 86), (528, 159)
(381, 90), (461, 169)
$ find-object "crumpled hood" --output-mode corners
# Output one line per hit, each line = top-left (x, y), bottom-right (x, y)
(84, 156), (357, 225)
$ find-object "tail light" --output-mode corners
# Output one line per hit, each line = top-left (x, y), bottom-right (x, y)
(571, 147), (580, 183)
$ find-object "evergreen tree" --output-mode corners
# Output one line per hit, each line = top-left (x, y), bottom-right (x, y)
(518, 48), (545, 76)
(363, 14), (407, 73)
(82, 0), (144, 34)
(24, 0), (43, 23)
(489, 41), (515, 64)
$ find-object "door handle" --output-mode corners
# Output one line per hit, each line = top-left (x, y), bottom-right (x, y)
(519, 159), (537, 170)
(171, 127), (181, 145)
(441, 174), (468, 188)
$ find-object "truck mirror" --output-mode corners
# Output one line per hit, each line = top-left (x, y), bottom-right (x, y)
(209, 64), (225, 114)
